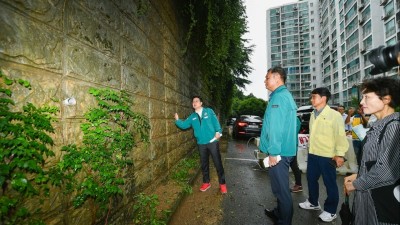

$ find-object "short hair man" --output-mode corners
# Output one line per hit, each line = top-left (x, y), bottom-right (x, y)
(299, 87), (349, 222)
(337, 105), (351, 131)
(174, 96), (227, 194)
(260, 66), (298, 225)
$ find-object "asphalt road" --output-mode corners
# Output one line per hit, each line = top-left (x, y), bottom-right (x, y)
(221, 138), (348, 225)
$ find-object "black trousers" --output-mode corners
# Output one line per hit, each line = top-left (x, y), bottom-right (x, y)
(289, 154), (302, 186)
(198, 141), (226, 184)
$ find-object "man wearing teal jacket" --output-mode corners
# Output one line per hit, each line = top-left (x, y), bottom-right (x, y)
(260, 67), (298, 225)
(174, 96), (227, 194)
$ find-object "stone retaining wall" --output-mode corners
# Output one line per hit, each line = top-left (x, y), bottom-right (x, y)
(0, 0), (206, 223)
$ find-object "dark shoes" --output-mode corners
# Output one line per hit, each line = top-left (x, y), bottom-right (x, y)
(264, 208), (278, 223)
(290, 184), (303, 193)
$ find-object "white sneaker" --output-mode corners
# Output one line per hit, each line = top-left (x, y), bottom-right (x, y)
(319, 211), (337, 222)
(299, 199), (321, 210)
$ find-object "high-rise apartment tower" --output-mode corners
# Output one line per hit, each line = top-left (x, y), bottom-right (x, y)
(266, 0), (399, 107)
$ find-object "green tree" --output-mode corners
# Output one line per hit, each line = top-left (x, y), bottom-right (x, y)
(237, 98), (267, 117)
(230, 88), (267, 117)
(179, 0), (253, 119)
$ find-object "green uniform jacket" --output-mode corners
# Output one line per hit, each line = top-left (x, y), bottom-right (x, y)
(259, 85), (298, 156)
(175, 107), (222, 145)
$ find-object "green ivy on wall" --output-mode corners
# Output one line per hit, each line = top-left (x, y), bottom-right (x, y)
(58, 88), (151, 223)
(0, 71), (58, 225)
(1, 69), (152, 224)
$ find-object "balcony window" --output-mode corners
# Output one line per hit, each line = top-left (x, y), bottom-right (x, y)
(386, 36), (396, 45)
(385, 19), (396, 37)
(363, 36), (372, 51)
(345, 17), (358, 36)
(362, 20), (372, 38)
(384, 1), (394, 17)
(361, 5), (370, 21)
(346, 31), (359, 48)
(345, 4), (357, 22)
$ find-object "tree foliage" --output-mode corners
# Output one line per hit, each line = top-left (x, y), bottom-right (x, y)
(230, 87), (267, 118)
(178, 0), (253, 119)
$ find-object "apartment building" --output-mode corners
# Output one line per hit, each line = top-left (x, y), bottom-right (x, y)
(266, 0), (399, 107)
(266, 0), (320, 106)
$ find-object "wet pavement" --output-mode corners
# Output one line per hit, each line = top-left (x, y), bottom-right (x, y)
(221, 138), (348, 225)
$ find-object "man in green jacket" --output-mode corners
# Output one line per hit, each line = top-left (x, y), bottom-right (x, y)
(174, 96), (227, 194)
(260, 66), (298, 225)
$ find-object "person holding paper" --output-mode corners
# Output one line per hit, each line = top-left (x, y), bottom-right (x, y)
(346, 106), (369, 166)
(174, 96), (227, 194)
(259, 66), (298, 225)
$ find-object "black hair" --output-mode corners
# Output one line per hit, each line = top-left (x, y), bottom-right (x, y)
(192, 95), (203, 102)
(361, 77), (400, 108)
(311, 87), (331, 102)
(268, 66), (287, 84)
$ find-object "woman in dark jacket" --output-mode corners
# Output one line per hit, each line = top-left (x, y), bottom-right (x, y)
(344, 77), (400, 225)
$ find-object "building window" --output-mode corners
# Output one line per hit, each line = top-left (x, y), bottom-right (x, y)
(385, 19), (396, 37)
(386, 37), (396, 46)
(384, 1), (395, 17)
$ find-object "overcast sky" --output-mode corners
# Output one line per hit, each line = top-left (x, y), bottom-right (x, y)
(242, 0), (298, 100)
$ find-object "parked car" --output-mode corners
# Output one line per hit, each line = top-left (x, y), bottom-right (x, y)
(297, 105), (313, 134)
(232, 115), (263, 139)
(226, 117), (236, 126)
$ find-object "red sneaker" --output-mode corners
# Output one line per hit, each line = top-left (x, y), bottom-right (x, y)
(220, 184), (227, 194)
(199, 183), (211, 192)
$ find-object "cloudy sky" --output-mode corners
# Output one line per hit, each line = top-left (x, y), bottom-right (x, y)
(242, 0), (298, 100)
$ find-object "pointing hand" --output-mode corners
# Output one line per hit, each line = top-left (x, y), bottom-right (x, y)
(174, 113), (179, 120)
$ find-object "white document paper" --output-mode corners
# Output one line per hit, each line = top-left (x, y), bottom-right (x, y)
(209, 134), (222, 143)
(352, 124), (369, 141)
(263, 155), (282, 168)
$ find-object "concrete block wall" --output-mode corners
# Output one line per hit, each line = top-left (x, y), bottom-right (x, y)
(0, 0), (203, 223)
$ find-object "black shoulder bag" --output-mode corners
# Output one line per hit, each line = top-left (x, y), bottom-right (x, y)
(365, 118), (400, 224)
